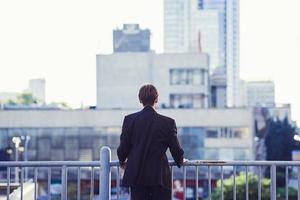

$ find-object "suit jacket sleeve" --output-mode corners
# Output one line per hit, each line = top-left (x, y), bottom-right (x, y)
(117, 116), (131, 164)
(168, 119), (184, 167)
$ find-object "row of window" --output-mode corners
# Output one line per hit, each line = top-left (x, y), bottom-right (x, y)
(170, 68), (206, 85)
(206, 127), (249, 139)
(170, 94), (206, 108)
(0, 126), (250, 161)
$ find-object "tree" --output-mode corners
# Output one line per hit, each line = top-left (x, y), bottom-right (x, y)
(265, 117), (296, 161)
(6, 93), (37, 105)
(17, 93), (37, 105)
(264, 117), (297, 186)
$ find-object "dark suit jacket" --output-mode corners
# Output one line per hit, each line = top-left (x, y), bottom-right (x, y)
(117, 106), (184, 189)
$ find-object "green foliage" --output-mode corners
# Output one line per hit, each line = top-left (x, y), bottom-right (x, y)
(6, 93), (37, 105)
(17, 93), (37, 105)
(277, 187), (298, 199)
(211, 172), (270, 200)
(6, 99), (17, 105)
(211, 172), (297, 200)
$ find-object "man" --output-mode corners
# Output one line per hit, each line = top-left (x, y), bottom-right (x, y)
(117, 84), (184, 200)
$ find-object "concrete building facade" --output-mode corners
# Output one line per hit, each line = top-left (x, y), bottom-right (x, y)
(246, 81), (275, 107)
(28, 79), (46, 103)
(96, 52), (210, 109)
(0, 108), (254, 161)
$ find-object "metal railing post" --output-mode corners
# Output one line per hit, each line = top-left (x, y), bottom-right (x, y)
(100, 146), (111, 200)
(61, 165), (67, 200)
(271, 165), (276, 200)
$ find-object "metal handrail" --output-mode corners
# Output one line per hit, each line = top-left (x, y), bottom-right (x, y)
(1, 147), (299, 200)
(2, 160), (300, 167)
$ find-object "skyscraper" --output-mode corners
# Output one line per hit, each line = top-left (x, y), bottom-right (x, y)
(164, 0), (239, 107)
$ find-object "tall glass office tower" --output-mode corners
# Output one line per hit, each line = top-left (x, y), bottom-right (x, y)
(164, 0), (239, 107)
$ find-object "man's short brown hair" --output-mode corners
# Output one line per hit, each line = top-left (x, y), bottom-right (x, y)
(138, 84), (159, 106)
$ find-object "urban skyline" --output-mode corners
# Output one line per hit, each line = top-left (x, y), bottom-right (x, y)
(1, 0), (300, 122)
(164, 0), (239, 107)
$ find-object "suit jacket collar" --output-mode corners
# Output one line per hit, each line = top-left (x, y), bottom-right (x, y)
(142, 105), (156, 112)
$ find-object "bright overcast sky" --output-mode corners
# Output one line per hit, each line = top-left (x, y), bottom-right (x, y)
(1, 0), (300, 122)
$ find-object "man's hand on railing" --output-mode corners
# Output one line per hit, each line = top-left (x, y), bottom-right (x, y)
(183, 158), (189, 163)
(120, 161), (126, 170)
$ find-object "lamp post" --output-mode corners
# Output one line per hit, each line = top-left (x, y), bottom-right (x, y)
(12, 137), (21, 183)
(21, 136), (30, 180)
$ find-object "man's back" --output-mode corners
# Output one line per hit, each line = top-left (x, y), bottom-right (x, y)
(117, 105), (184, 189)
(117, 84), (184, 200)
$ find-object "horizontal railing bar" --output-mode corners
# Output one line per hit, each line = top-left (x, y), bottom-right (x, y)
(0, 161), (102, 167)
(170, 160), (300, 166)
(2, 160), (300, 167)
(111, 160), (300, 167)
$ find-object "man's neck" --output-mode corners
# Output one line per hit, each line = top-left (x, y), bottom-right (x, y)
(144, 105), (156, 110)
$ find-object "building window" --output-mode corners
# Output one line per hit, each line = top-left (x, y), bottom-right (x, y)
(178, 127), (204, 159)
(201, 69), (205, 85)
(51, 149), (64, 161)
(170, 94), (205, 108)
(194, 69), (202, 85)
(170, 68), (206, 85)
(206, 130), (218, 138)
(205, 127), (249, 139)
(65, 138), (79, 160)
(51, 129), (64, 148)
(38, 138), (51, 160)
(198, 0), (203, 9)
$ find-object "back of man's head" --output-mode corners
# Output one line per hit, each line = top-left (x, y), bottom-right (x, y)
(138, 84), (159, 106)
